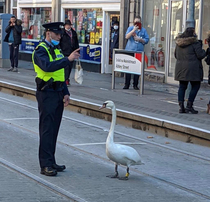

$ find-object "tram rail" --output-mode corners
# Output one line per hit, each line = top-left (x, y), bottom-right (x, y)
(0, 95), (210, 201)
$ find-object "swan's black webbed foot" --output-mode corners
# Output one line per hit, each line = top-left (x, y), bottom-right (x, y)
(118, 171), (129, 180)
(106, 171), (119, 178)
(118, 176), (128, 180)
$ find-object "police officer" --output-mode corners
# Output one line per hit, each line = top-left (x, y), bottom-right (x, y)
(32, 22), (80, 176)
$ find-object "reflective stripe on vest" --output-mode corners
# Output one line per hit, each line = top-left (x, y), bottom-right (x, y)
(32, 42), (65, 82)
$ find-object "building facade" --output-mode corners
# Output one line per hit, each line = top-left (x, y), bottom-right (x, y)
(8, 0), (210, 83)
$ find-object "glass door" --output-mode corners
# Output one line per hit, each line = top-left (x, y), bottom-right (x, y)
(166, 0), (185, 83)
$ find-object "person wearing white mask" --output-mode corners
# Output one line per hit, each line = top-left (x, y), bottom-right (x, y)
(110, 21), (119, 59)
(60, 20), (79, 86)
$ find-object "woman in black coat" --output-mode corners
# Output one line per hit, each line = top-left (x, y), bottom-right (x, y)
(205, 34), (210, 114)
(174, 27), (206, 114)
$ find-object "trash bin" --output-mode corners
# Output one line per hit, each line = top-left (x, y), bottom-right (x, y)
(0, 13), (13, 68)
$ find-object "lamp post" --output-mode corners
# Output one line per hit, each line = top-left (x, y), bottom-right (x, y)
(186, 0), (195, 28)
(185, 0), (195, 100)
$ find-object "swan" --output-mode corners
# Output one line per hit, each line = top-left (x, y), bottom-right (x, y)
(100, 100), (143, 180)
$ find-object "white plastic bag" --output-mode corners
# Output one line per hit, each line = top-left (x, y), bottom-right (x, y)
(74, 59), (83, 85)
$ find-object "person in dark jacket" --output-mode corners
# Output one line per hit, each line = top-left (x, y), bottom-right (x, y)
(4, 16), (22, 72)
(110, 21), (119, 58)
(60, 20), (79, 86)
(205, 34), (210, 114)
(174, 27), (206, 114)
(32, 22), (80, 176)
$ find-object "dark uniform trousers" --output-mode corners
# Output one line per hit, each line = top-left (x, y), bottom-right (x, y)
(36, 90), (64, 168)
(65, 61), (74, 81)
(125, 73), (139, 87)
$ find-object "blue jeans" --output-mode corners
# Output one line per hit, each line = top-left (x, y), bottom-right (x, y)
(178, 81), (200, 102)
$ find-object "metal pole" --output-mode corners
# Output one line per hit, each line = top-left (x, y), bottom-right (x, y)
(186, 0), (195, 28)
(112, 49), (116, 90)
(185, 0), (195, 100)
(140, 52), (145, 95)
(198, 0), (204, 39)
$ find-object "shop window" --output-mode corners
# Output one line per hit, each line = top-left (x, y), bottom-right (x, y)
(202, 0), (210, 79)
(13, 9), (17, 17)
(65, 8), (103, 45)
(144, 0), (168, 72)
(13, 0), (17, 7)
(21, 8), (51, 40)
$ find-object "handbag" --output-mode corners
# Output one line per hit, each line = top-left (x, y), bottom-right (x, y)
(74, 59), (83, 84)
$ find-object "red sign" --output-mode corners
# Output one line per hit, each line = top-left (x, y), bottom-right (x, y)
(161, 37), (164, 41)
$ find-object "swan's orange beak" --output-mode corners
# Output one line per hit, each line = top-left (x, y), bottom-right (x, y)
(99, 103), (107, 110)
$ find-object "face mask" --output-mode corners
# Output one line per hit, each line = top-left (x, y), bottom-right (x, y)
(65, 28), (71, 32)
(50, 34), (60, 46)
(114, 25), (118, 30)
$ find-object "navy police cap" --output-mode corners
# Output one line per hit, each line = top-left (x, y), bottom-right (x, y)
(42, 22), (64, 34)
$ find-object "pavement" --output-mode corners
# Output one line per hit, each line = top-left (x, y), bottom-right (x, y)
(0, 60), (210, 136)
(0, 60), (210, 202)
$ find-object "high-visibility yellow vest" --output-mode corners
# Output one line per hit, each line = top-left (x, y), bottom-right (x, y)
(32, 42), (65, 82)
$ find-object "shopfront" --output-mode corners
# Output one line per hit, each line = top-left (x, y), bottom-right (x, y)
(61, 0), (120, 73)
(17, 1), (52, 54)
(143, 0), (210, 83)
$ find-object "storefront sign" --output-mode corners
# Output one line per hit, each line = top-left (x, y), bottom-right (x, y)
(20, 40), (101, 63)
(80, 45), (101, 62)
(20, 40), (40, 52)
(114, 51), (142, 75)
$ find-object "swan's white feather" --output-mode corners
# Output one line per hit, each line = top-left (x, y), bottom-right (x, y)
(104, 100), (143, 168)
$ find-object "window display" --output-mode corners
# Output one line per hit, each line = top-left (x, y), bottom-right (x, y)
(202, 0), (210, 79)
(21, 8), (51, 40)
(65, 8), (103, 45)
(144, 0), (168, 72)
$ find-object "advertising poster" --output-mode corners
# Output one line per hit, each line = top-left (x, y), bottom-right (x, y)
(77, 10), (83, 31)
(89, 32), (95, 44)
(68, 11), (73, 24)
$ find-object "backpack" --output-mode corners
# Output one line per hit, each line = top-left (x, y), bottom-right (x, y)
(205, 48), (210, 65)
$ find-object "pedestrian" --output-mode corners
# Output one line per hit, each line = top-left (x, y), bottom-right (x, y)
(60, 20), (79, 86)
(174, 27), (206, 114)
(123, 16), (149, 90)
(205, 34), (210, 114)
(110, 21), (119, 58)
(4, 15), (22, 72)
(32, 22), (80, 176)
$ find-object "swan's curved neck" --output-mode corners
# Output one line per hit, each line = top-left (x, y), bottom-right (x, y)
(107, 106), (116, 143)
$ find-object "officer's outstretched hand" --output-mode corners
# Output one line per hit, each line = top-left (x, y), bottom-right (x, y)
(64, 95), (70, 107)
(68, 48), (80, 61)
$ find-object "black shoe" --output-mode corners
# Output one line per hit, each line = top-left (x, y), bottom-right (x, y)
(40, 167), (57, 176)
(133, 86), (139, 90)
(178, 101), (186, 113)
(52, 164), (66, 172)
(185, 101), (198, 114)
(123, 85), (129, 89)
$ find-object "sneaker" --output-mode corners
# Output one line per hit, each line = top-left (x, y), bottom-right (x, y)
(12, 67), (18, 72)
(133, 86), (139, 90)
(7, 67), (14, 71)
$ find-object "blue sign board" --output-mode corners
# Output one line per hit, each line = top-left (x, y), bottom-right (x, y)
(20, 40), (40, 52)
(20, 40), (102, 63)
(80, 45), (101, 62)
